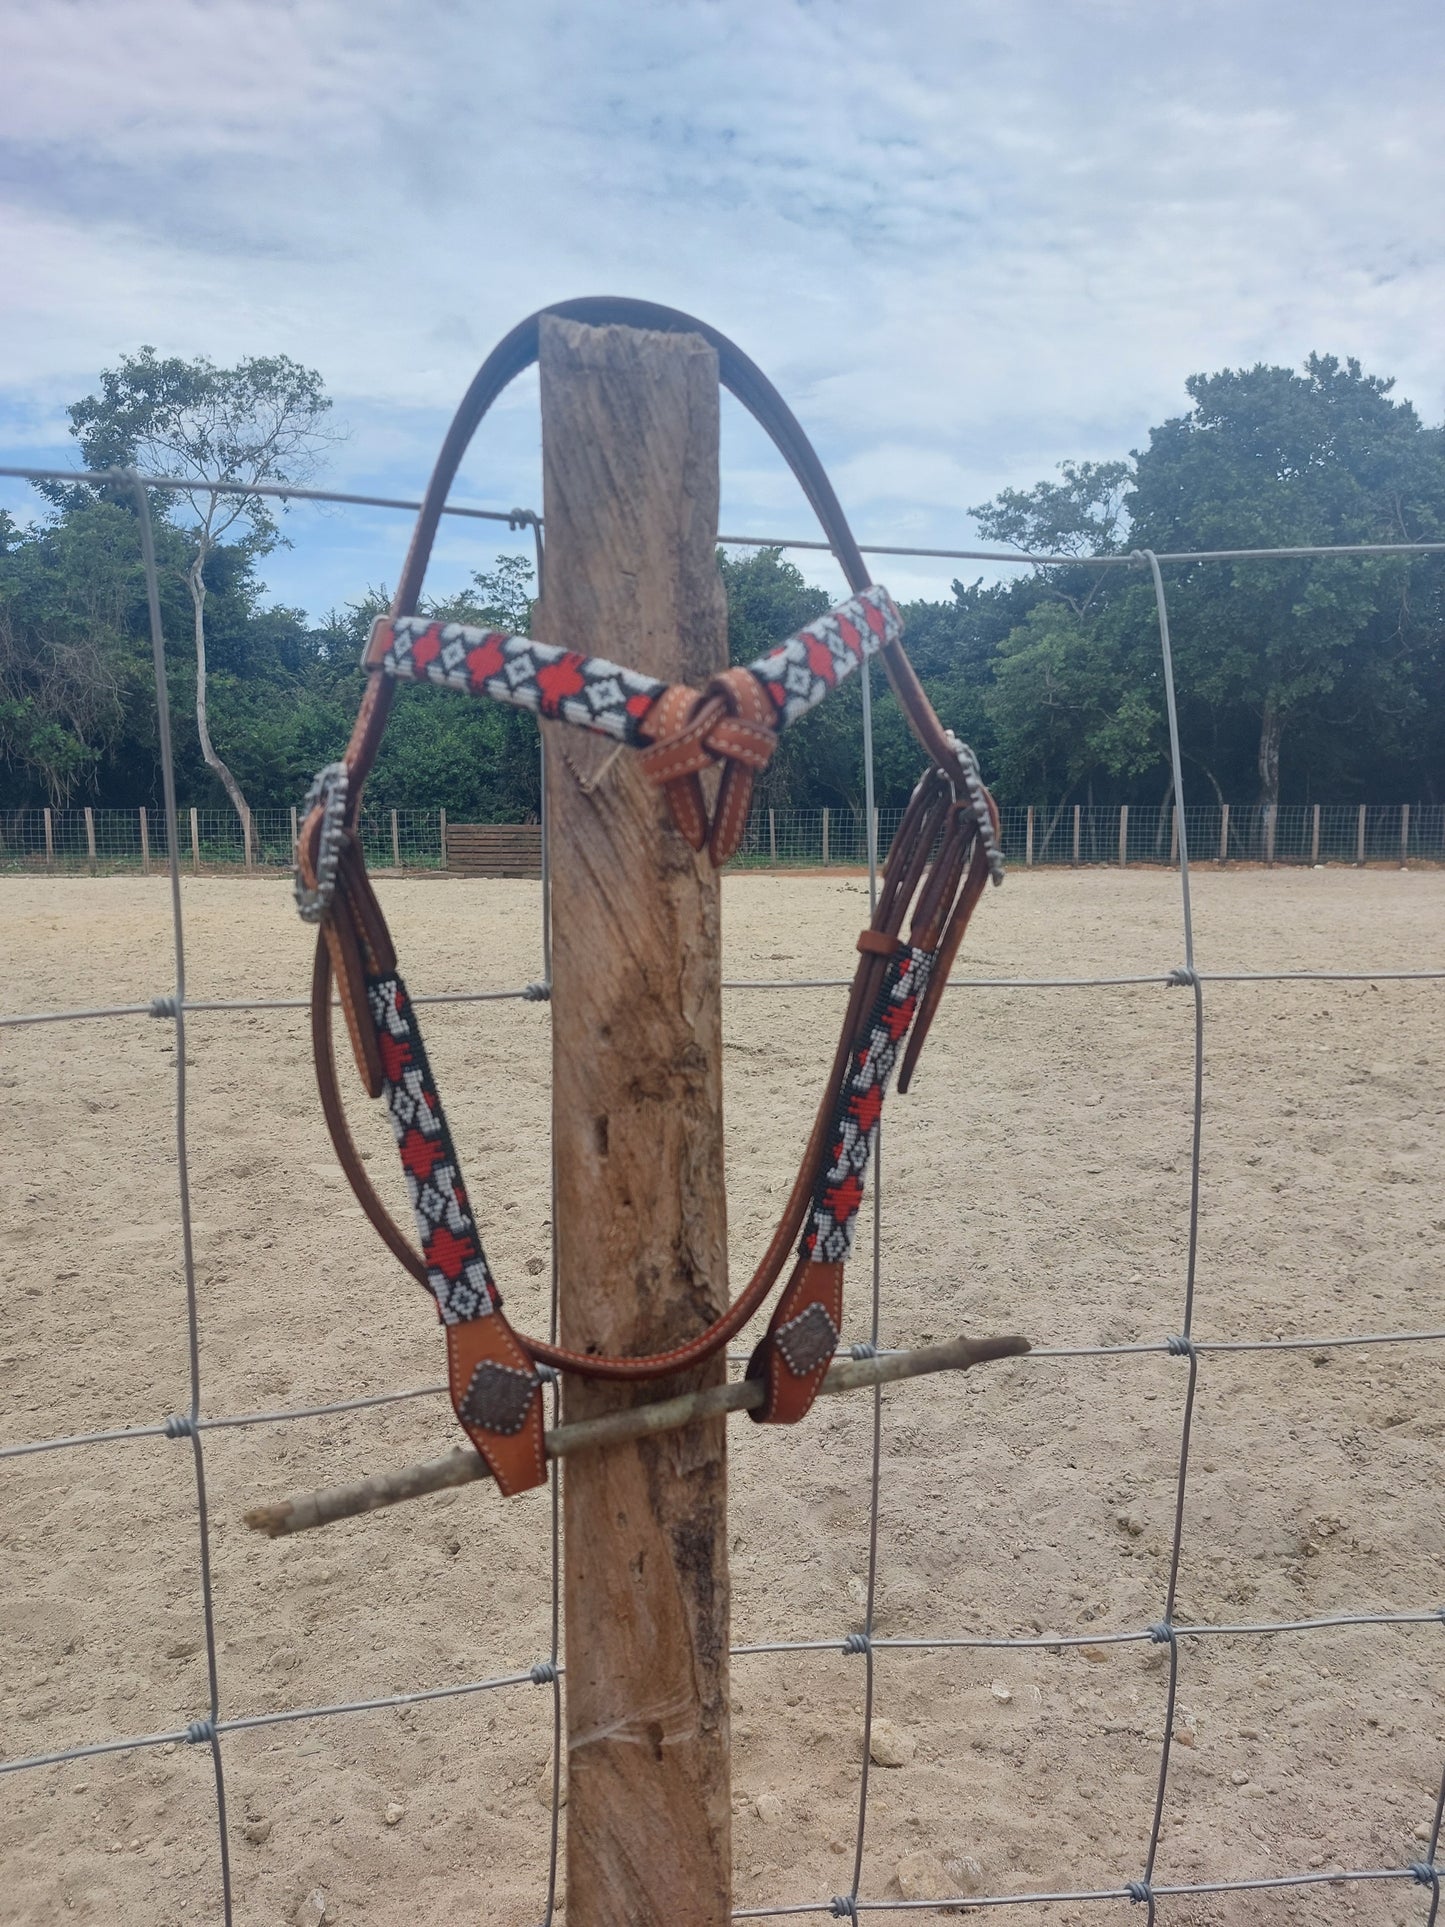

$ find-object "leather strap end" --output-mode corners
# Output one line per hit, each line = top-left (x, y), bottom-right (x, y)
(897, 831), (994, 1094)
(446, 1313), (548, 1496)
(664, 772), (710, 851)
(856, 928), (904, 958)
(745, 1258), (844, 1425)
(706, 762), (754, 866)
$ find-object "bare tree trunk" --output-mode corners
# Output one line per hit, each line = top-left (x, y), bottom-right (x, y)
(189, 547), (251, 830)
(1257, 696), (1283, 810)
(1037, 788), (1074, 858)
(1185, 753), (1226, 810)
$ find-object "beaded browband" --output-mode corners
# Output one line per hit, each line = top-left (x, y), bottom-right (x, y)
(297, 298), (1002, 1497)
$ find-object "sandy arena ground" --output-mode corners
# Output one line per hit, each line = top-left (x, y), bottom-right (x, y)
(1, 866), (1442, 1927)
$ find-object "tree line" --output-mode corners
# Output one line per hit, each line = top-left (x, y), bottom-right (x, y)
(2, 348), (1442, 825)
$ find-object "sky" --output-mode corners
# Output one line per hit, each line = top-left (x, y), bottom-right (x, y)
(2, 0), (1442, 617)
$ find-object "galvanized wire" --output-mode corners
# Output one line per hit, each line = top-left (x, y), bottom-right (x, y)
(6, 965), (1442, 1031)
(129, 471), (235, 1922)
(1, 458), (1441, 1924)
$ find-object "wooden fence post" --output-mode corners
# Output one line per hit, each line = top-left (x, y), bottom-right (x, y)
(139, 807), (150, 875)
(1264, 803), (1277, 867)
(1072, 803), (1081, 867)
(1400, 802), (1410, 867)
(438, 807), (448, 872)
(1025, 805), (1034, 868)
(243, 808), (255, 872)
(391, 808), (402, 870)
(1218, 803), (1229, 866)
(1356, 803), (1367, 866)
(1311, 803), (1321, 865)
(84, 806), (97, 873)
(1118, 803), (1128, 867)
(290, 804), (299, 856)
(538, 313), (731, 1925)
(190, 808), (201, 876)
(821, 804), (830, 866)
(768, 806), (777, 866)
(43, 808), (54, 871)
(1169, 806), (1178, 868)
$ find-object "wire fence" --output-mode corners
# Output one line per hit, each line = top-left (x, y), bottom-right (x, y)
(0, 804), (445, 874)
(0, 460), (1441, 1926)
(5, 799), (1442, 876)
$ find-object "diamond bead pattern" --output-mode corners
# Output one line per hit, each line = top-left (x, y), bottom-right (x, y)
(802, 944), (933, 1266)
(367, 973), (499, 1325)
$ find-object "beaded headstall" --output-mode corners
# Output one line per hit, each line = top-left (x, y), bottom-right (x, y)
(297, 299), (1003, 1496)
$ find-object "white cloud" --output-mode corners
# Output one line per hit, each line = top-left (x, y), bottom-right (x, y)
(2, 0), (1442, 612)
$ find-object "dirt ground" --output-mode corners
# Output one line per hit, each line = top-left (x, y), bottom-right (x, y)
(1, 866), (1441, 1927)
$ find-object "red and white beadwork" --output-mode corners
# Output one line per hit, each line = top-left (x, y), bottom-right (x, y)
(367, 973), (500, 1325)
(370, 582), (903, 744)
(373, 617), (668, 744)
(747, 584), (902, 729)
(802, 943), (932, 1266)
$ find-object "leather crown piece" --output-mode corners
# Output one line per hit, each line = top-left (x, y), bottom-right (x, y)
(296, 297), (1003, 1498)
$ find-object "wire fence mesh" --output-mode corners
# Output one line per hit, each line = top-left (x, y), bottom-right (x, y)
(0, 463), (1441, 1925)
(5, 799), (1442, 876)
(0, 806), (446, 874)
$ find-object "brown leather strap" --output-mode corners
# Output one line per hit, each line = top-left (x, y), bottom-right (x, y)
(898, 795), (1000, 1094)
(301, 299), (1002, 1407)
(636, 665), (779, 863)
(298, 297), (981, 878)
(445, 1313), (548, 1496)
(309, 769), (972, 1383)
(746, 1258), (845, 1425)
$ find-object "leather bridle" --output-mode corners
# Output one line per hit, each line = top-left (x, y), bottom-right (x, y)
(297, 298), (1003, 1496)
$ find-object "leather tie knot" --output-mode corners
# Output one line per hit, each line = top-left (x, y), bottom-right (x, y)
(638, 666), (778, 865)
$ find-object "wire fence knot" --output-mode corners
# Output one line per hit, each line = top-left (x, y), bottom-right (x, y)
(1409, 1861), (1439, 1888)
(1166, 965), (1199, 987)
(148, 994), (179, 1019)
(529, 1660), (558, 1686)
(1126, 1879), (1154, 1903)
(163, 1414), (197, 1439)
(829, 1896), (859, 1919)
(534, 1363), (559, 1384)
(1147, 1621), (1174, 1645)
(1165, 1334), (1196, 1358)
(522, 979), (552, 1002)
(184, 1718), (217, 1745)
(842, 1631), (872, 1655)
(848, 1341), (878, 1361)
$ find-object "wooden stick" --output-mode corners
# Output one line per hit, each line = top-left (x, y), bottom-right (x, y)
(243, 1333), (1029, 1540)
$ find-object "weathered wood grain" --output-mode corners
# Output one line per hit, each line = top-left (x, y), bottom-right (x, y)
(538, 313), (732, 1926)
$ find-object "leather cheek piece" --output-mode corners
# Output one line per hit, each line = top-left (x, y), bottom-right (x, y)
(745, 1258), (845, 1425)
(446, 1314), (548, 1496)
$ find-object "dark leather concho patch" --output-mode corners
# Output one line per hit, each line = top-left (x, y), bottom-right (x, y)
(458, 1359), (541, 1437)
(774, 1302), (840, 1378)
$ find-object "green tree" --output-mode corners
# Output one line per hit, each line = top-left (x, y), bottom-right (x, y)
(970, 458), (1132, 618)
(1130, 355), (1444, 805)
(67, 347), (338, 831)
(0, 500), (197, 807)
(985, 599), (1163, 816)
